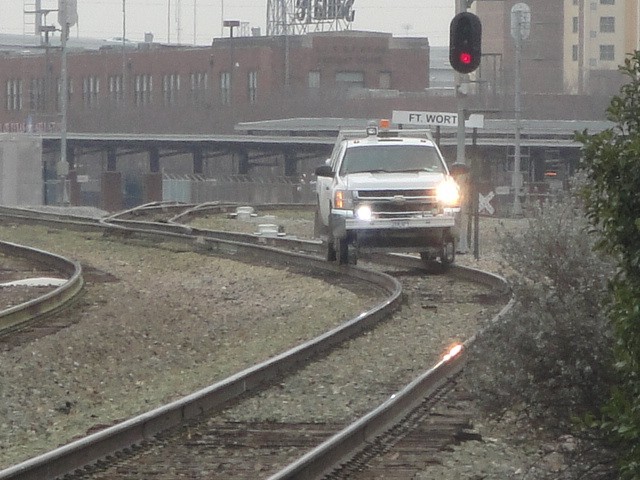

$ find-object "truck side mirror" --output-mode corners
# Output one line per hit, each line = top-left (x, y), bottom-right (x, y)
(315, 165), (334, 177)
(449, 163), (470, 177)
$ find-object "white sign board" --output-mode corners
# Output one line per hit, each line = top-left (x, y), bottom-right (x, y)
(392, 111), (485, 129)
(466, 114), (485, 129)
(392, 110), (459, 128)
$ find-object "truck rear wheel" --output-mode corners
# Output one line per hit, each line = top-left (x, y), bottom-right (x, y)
(336, 237), (350, 265)
(420, 236), (455, 273)
(313, 209), (328, 239)
(326, 239), (337, 261)
(440, 238), (455, 265)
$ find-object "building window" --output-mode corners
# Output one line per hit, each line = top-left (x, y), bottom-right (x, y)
(572, 17), (579, 34)
(6, 79), (23, 111)
(308, 71), (320, 88)
(600, 44), (615, 61)
(108, 75), (124, 104)
(379, 72), (391, 89)
(335, 71), (364, 89)
(572, 45), (579, 61)
(248, 71), (257, 105)
(134, 74), (152, 106)
(600, 0), (614, 4)
(190, 72), (208, 102)
(162, 73), (180, 105)
(82, 75), (100, 107)
(600, 16), (615, 32)
(29, 78), (45, 111)
(220, 72), (231, 105)
(573, 0), (578, 4)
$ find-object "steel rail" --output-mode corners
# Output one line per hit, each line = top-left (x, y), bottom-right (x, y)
(0, 206), (104, 232)
(0, 206), (512, 480)
(0, 211), (402, 480)
(0, 241), (84, 334)
(269, 256), (514, 480)
(105, 202), (325, 256)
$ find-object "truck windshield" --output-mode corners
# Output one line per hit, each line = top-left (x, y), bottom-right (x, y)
(339, 145), (445, 175)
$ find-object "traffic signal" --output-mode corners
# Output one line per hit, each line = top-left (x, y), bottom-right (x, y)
(449, 12), (482, 74)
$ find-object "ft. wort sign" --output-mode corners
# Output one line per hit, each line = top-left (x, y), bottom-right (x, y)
(392, 110), (459, 127)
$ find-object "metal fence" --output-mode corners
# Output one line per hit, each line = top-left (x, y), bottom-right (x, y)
(162, 174), (317, 205)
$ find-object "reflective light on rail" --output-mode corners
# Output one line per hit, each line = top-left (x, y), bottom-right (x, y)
(442, 343), (463, 362)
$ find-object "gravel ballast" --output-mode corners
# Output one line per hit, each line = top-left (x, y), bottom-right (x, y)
(0, 210), (598, 479)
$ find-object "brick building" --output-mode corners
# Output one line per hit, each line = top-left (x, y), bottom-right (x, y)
(0, 31), (430, 134)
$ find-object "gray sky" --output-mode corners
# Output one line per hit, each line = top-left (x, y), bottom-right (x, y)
(2, 0), (455, 46)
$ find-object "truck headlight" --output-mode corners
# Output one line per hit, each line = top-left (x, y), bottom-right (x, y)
(355, 204), (373, 221)
(334, 190), (354, 209)
(436, 178), (461, 207)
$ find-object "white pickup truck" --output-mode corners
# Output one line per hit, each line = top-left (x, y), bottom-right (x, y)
(314, 123), (465, 267)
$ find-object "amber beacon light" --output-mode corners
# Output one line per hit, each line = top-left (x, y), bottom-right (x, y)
(449, 12), (482, 74)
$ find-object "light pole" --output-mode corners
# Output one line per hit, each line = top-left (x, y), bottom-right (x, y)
(122, 0), (126, 97)
(510, 3), (530, 217)
(221, 0), (224, 37)
(58, 0), (78, 203)
(60, 21), (68, 178)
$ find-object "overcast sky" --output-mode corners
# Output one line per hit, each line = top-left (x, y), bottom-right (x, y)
(1, 0), (455, 46)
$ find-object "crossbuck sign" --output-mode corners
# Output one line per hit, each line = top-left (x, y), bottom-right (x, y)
(479, 191), (496, 215)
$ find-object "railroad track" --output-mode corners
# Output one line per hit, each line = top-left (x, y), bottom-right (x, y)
(0, 203), (513, 480)
(0, 240), (84, 337)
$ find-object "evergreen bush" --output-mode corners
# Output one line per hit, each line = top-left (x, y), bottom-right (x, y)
(578, 50), (640, 479)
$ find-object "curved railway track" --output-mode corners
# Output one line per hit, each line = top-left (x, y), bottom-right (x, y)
(0, 203), (513, 480)
(0, 240), (84, 337)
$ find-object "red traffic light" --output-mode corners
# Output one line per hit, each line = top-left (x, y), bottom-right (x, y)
(449, 12), (482, 74)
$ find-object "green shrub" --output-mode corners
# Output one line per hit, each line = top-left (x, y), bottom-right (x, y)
(468, 183), (615, 428)
(578, 51), (640, 479)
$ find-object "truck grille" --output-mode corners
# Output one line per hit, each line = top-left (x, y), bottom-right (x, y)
(357, 189), (435, 199)
(355, 189), (438, 218)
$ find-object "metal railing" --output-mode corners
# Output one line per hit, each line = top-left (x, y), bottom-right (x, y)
(162, 174), (317, 205)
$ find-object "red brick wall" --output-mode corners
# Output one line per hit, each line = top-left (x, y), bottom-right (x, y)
(0, 32), (430, 134)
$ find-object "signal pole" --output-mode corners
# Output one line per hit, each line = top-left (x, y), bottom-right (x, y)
(454, 0), (468, 253)
(455, 0), (467, 166)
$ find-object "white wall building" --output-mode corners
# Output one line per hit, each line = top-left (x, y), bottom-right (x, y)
(0, 135), (43, 206)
